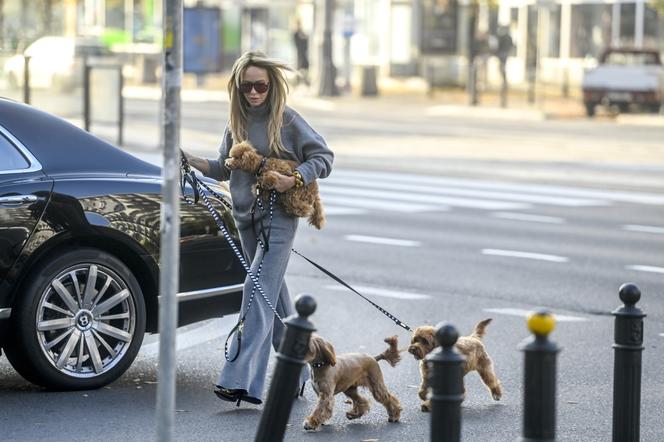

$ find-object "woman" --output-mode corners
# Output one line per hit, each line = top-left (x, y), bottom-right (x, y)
(184, 51), (333, 405)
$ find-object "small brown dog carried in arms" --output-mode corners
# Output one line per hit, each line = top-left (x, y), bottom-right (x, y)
(408, 318), (502, 412)
(225, 140), (325, 229)
(302, 335), (402, 431)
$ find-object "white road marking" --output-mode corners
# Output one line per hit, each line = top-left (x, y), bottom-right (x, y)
(138, 314), (238, 358)
(659, 333), (664, 337)
(325, 206), (368, 216)
(491, 212), (566, 224)
(325, 176), (609, 207)
(331, 170), (664, 205)
(626, 265), (664, 274)
(321, 195), (442, 212)
(322, 186), (528, 210)
(345, 234), (421, 247)
(481, 249), (569, 263)
(623, 225), (664, 235)
(324, 285), (432, 300)
(483, 308), (588, 322)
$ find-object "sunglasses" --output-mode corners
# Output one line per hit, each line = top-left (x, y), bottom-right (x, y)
(239, 81), (269, 94)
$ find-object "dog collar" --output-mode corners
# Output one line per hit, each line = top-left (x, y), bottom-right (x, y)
(255, 157), (267, 176)
(310, 361), (327, 369)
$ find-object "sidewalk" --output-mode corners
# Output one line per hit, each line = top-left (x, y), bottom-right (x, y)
(123, 74), (664, 126)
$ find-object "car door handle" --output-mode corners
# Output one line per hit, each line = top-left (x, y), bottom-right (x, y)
(0, 194), (39, 206)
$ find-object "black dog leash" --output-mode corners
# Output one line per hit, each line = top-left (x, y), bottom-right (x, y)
(180, 153), (283, 362)
(179, 153), (412, 333)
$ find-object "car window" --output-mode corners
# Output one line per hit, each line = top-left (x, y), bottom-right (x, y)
(0, 133), (30, 171)
(605, 52), (660, 66)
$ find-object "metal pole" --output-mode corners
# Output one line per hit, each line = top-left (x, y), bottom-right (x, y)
(83, 61), (91, 132)
(117, 66), (124, 146)
(612, 283), (646, 442)
(318, 0), (339, 96)
(156, 0), (182, 439)
(427, 322), (465, 442)
(519, 310), (559, 441)
(255, 295), (317, 442)
(23, 56), (31, 104)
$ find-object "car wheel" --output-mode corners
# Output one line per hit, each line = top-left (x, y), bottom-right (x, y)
(584, 102), (596, 117)
(4, 248), (146, 390)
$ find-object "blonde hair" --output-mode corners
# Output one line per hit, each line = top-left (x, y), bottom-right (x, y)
(228, 51), (293, 155)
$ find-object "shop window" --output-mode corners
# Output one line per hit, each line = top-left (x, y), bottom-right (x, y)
(619, 3), (635, 46)
(546, 5), (561, 58)
(644, 6), (659, 48)
(570, 4), (611, 58)
(106, 0), (125, 30)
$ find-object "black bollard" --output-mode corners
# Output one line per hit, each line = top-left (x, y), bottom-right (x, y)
(427, 322), (465, 442)
(255, 294), (316, 442)
(519, 310), (559, 441)
(612, 283), (646, 442)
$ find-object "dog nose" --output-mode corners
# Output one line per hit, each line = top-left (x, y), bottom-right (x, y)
(407, 346), (416, 354)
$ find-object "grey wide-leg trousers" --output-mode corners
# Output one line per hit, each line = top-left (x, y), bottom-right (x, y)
(217, 208), (310, 400)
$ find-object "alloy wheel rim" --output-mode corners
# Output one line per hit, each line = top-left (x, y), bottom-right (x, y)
(36, 263), (136, 378)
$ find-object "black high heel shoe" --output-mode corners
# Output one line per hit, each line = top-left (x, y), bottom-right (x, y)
(214, 386), (262, 406)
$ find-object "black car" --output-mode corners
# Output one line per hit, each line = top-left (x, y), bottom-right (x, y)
(0, 98), (244, 390)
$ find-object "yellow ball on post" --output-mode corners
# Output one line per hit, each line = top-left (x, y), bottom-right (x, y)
(527, 311), (556, 336)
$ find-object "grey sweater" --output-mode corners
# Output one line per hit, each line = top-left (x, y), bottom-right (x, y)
(205, 104), (334, 229)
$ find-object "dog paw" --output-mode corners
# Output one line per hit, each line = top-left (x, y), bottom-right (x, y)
(492, 392), (502, 401)
(303, 420), (319, 431)
(346, 411), (361, 420)
(388, 416), (400, 423)
(224, 159), (236, 169)
(420, 402), (431, 412)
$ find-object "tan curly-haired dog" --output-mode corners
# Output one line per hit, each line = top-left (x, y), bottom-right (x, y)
(408, 318), (502, 412)
(224, 141), (325, 229)
(302, 335), (402, 431)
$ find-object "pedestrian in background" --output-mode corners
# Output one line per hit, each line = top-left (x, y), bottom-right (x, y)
(496, 26), (513, 107)
(183, 51), (334, 405)
(293, 20), (310, 86)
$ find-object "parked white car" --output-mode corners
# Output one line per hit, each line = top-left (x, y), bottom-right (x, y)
(3, 36), (111, 91)
(581, 48), (663, 117)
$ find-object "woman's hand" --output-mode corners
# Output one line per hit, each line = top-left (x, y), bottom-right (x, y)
(271, 172), (296, 193)
(182, 151), (210, 175)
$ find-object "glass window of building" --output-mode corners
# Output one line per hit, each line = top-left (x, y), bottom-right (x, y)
(619, 3), (636, 46)
(643, 6), (659, 48)
(570, 4), (611, 58)
(547, 5), (561, 58)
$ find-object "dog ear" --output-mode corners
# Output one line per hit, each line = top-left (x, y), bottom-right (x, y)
(321, 341), (337, 366)
(424, 329), (437, 350)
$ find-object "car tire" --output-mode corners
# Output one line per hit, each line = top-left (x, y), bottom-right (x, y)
(584, 102), (596, 117)
(4, 248), (146, 390)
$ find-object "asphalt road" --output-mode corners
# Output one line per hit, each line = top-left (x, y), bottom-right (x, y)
(2, 164), (663, 441)
(1, 90), (663, 441)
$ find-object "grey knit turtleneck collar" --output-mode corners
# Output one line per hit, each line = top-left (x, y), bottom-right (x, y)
(246, 102), (269, 119)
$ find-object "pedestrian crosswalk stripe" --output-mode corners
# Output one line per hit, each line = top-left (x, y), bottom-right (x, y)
(483, 308), (588, 322)
(626, 265), (664, 274)
(324, 206), (368, 215)
(491, 212), (566, 224)
(324, 176), (609, 207)
(344, 234), (421, 247)
(324, 284), (432, 300)
(321, 195), (443, 212)
(331, 169), (664, 205)
(322, 186), (527, 210)
(481, 249), (569, 262)
(622, 225), (664, 234)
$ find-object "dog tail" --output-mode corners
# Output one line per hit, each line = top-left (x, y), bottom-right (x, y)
(308, 194), (325, 230)
(374, 336), (402, 367)
(471, 318), (493, 340)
